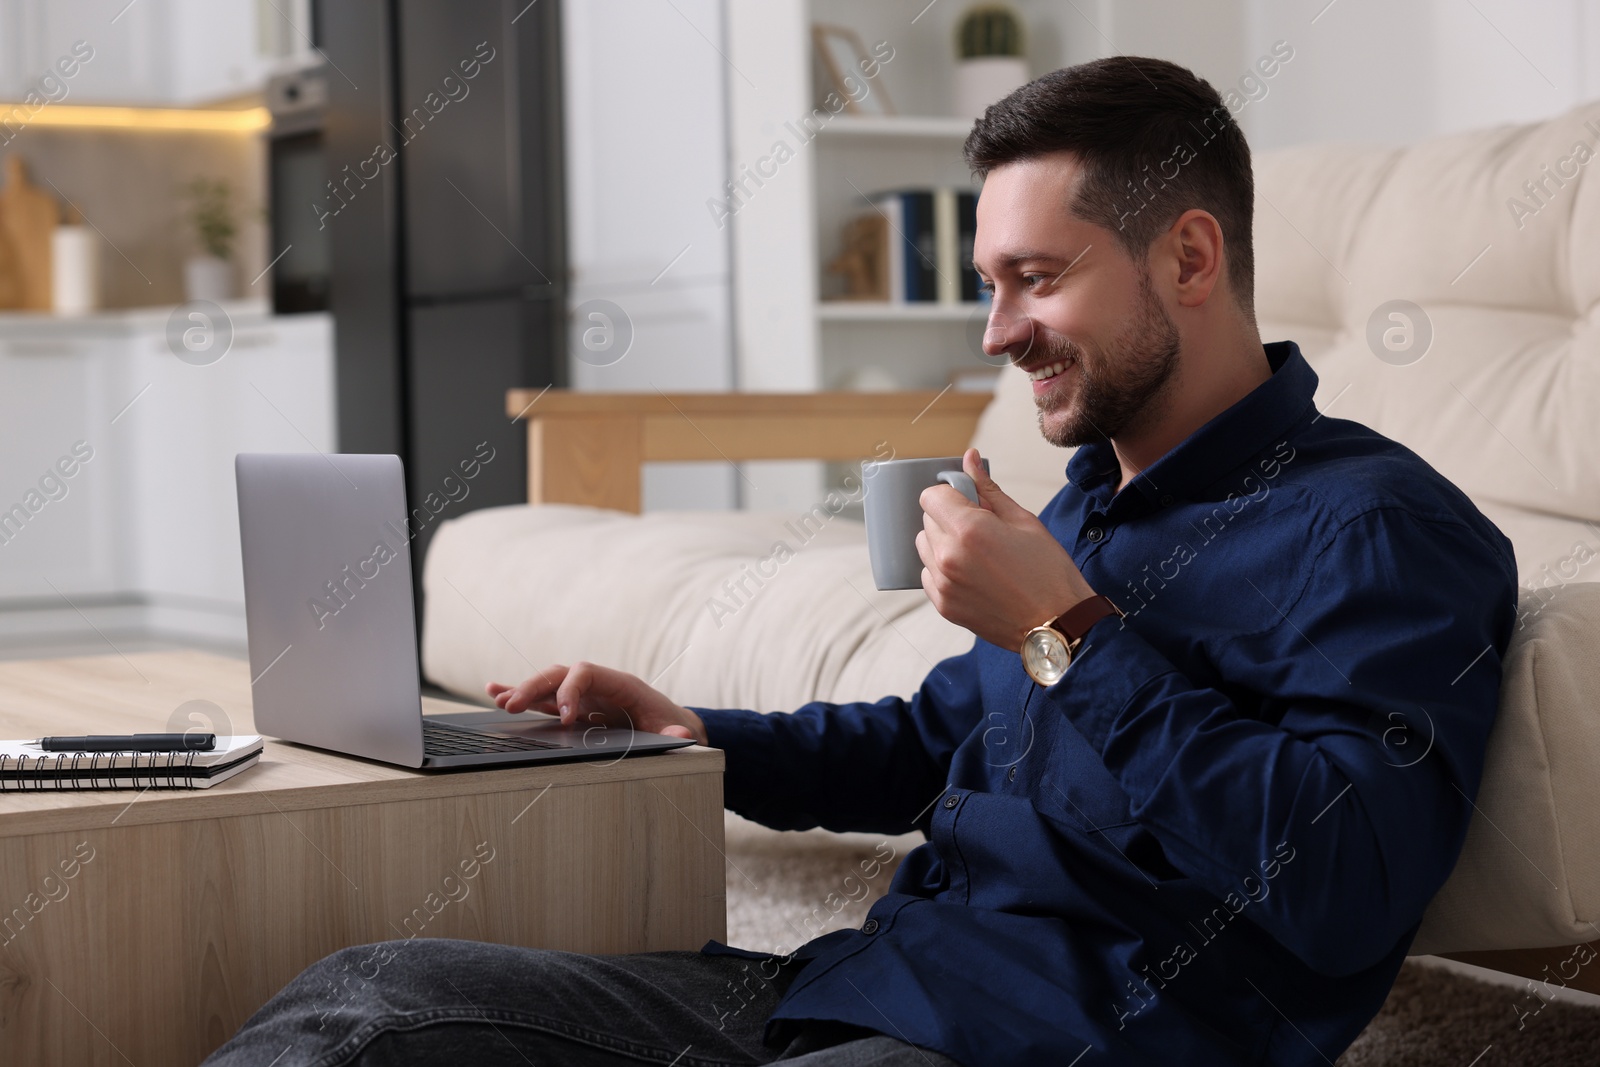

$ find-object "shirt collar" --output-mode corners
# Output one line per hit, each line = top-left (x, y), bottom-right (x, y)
(1066, 341), (1318, 510)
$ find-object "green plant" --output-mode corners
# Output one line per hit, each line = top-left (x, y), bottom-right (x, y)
(181, 177), (236, 261)
(957, 4), (1025, 59)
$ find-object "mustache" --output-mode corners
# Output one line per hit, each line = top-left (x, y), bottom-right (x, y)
(1018, 332), (1090, 374)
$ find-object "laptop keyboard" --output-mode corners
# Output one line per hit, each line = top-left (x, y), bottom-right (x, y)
(423, 719), (569, 756)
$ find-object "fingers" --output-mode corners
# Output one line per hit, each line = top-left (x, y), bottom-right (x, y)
(920, 454), (992, 522)
(487, 682), (523, 709)
(965, 448), (1030, 520)
(553, 661), (641, 727)
(553, 662), (591, 722)
(915, 528), (943, 577)
(499, 696), (560, 715)
(920, 563), (946, 616)
(918, 484), (962, 527)
(964, 448), (991, 490)
(494, 662), (680, 733)
(489, 665), (569, 714)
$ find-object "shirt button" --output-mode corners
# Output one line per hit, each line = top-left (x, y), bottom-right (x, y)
(1007, 766), (1017, 782)
(943, 793), (960, 809)
(862, 919), (879, 934)
(1160, 494), (1174, 507)
(1086, 527), (1104, 543)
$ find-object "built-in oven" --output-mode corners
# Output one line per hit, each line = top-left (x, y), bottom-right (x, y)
(266, 63), (330, 314)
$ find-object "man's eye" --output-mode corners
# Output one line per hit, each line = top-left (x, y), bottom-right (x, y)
(1022, 274), (1048, 288)
(977, 280), (995, 296)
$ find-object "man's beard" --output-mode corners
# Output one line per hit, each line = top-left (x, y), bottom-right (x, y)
(1033, 273), (1181, 448)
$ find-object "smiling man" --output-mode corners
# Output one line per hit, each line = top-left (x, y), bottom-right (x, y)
(210, 58), (1519, 1067)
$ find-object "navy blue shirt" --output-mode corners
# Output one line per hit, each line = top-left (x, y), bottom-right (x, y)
(696, 342), (1518, 1066)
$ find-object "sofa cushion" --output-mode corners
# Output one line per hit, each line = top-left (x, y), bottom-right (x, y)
(421, 504), (970, 713)
(1414, 583), (1600, 954)
(1249, 102), (1600, 589)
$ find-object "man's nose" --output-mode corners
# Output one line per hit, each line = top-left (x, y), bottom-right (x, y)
(982, 308), (1035, 362)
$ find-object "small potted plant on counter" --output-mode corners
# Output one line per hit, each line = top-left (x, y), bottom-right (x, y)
(181, 177), (237, 303)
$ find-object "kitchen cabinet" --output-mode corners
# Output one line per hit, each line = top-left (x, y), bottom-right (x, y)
(0, 0), (313, 107)
(0, 330), (121, 602)
(0, 303), (334, 647)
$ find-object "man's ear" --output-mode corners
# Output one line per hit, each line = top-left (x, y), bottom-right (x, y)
(1163, 209), (1225, 309)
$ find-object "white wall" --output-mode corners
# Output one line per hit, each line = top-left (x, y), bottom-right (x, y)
(562, 0), (738, 510)
(1242, 0), (1598, 151)
(724, 0), (817, 398)
(1103, 0), (1250, 92)
(723, 0), (831, 511)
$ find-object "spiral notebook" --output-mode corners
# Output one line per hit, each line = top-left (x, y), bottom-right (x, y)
(0, 735), (264, 791)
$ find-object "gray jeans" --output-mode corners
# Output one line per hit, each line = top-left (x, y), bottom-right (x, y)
(203, 938), (961, 1066)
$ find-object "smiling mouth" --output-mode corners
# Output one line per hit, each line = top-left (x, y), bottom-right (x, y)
(1025, 358), (1075, 382)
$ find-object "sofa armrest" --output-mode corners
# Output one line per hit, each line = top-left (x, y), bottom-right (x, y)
(505, 389), (994, 511)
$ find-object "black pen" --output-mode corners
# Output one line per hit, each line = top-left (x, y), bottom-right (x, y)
(36, 733), (216, 753)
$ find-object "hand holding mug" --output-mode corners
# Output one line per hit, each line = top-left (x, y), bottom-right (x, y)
(914, 449), (1096, 650)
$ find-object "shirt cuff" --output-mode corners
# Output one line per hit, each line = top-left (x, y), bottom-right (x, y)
(1046, 616), (1186, 753)
(692, 706), (777, 815)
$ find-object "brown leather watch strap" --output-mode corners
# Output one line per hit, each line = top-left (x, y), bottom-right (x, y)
(1046, 594), (1122, 643)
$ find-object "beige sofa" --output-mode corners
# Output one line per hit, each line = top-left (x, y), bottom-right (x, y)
(422, 102), (1600, 981)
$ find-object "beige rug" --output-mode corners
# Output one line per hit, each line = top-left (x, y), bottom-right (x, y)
(1339, 960), (1600, 1066)
(722, 814), (1600, 1064)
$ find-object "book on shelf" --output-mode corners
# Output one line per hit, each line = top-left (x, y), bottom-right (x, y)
(956, 190), (980, 302)
(856, 187), (981, 306)
(934, 189), (960, 304)
(870, 190), (931, 301)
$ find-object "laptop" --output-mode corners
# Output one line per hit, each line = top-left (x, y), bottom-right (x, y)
(235, 452), (694, 769)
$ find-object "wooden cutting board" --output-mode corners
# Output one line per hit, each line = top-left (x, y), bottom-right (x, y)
(0, 155), (58, 310)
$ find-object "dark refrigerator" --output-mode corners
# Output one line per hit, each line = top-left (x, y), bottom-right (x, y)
(316, 0), (567, 617)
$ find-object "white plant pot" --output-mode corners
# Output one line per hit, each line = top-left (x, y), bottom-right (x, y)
(953, 56), (1031, 120)
(184, 256), (233, 303)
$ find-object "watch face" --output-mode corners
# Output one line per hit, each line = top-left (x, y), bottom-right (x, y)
(1022, 628), (1072, 686)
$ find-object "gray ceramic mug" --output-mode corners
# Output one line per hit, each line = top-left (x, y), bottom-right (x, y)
(863, 456), (988, 590)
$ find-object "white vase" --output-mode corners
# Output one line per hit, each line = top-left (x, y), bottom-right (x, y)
(51, 226), (99, 315)
(184, 255), (233, 303)
(953, 56), (1031, 120)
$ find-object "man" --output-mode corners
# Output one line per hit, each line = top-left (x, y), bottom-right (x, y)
(209, 57), (1517, 1066)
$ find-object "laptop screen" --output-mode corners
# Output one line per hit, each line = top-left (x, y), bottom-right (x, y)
(236, 453), (428, 767)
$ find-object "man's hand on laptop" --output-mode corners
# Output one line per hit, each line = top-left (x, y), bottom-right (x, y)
(918, 448), (1096, 650)
(486, 663), (709, 746)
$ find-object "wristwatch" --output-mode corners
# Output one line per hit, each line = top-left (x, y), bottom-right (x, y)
(1020, 594), (1123, 686)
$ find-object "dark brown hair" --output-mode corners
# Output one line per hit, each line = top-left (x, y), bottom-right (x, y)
(964, 57), (1255, 313)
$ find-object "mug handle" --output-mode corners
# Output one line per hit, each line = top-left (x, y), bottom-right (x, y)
(936, 470), (980, 505)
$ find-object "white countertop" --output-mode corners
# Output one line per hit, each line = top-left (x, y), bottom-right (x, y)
(0, 299), (295, 340)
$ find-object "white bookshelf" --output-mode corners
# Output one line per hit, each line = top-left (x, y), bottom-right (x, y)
(815, 114), (975, 140)
(817, 301), (985, 322)
(810, 126), (977, 375)
(725, 0), (1093, 510)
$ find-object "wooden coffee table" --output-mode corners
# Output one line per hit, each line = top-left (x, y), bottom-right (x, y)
(0, 651), (727, 1066)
